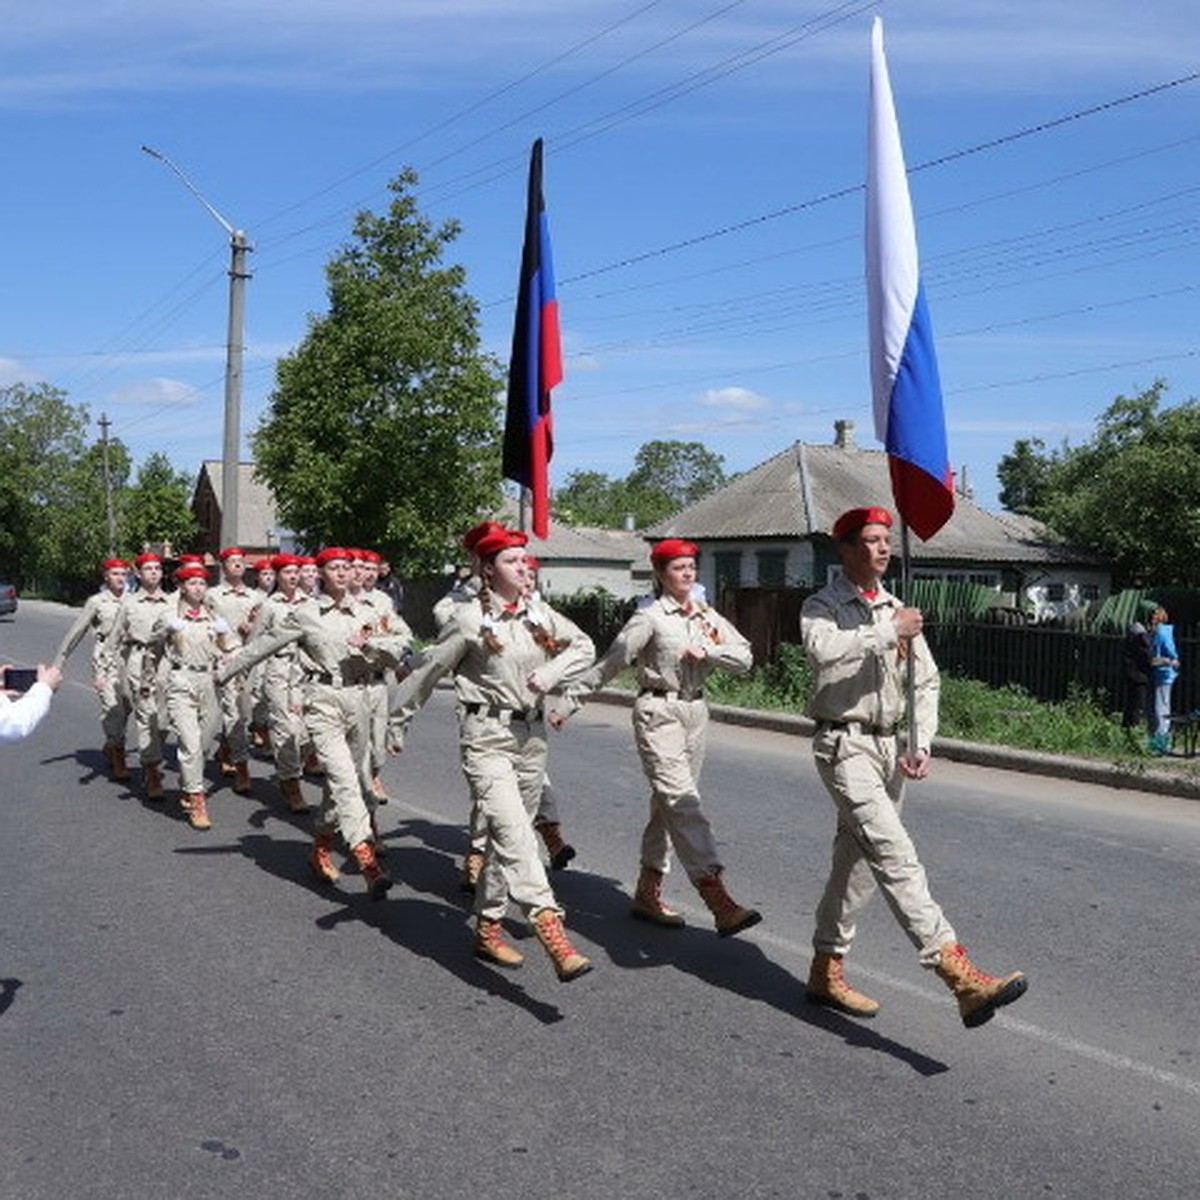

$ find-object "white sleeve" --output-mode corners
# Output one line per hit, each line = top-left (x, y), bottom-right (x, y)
(0, 682), (53, 744)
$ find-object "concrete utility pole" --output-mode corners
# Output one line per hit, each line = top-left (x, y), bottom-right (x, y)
(98, 412), (116, 556)
(141, 145), (252, 549)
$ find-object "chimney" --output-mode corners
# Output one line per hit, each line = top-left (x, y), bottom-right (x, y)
(833, 419), (855, 449)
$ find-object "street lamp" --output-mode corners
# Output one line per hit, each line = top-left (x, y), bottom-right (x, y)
(142, 144), (252, 550)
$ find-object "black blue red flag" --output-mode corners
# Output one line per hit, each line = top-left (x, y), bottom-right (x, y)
(503, 137), (562, 540)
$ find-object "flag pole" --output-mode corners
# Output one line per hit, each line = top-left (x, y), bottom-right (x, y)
(900, 518), (918, 759)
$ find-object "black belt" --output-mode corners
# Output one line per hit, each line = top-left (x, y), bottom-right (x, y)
(171, 662), (214, 674)
(462, 702), (543, 723)
(307, 671), (378, 687)
(816, 719), (896, 738)
(639, 687), (705, 702)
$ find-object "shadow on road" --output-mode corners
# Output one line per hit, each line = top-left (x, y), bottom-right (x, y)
(0, 978), (23, 1018)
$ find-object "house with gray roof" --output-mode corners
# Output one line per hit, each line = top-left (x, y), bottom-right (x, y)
(191, 461), (283, 559)
(648, 420), (1111, 621)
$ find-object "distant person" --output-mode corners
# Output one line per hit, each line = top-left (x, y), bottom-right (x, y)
(377, 556), (405, 614)
(1, 664), (62, 744)
(1148, 606), (1180, 755)
(1121, 619), (1152, 742)
(800, 505), (1027, 1029)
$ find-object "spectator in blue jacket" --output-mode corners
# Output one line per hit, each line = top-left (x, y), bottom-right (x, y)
(1148, 606), (1180, 755)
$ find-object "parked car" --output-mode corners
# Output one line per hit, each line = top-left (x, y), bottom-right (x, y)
(0, 578), (17, 617)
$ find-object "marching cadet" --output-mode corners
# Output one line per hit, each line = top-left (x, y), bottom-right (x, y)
(207, 546), (266, 795)
(297, 555), (320, 598)
(54, 557), (132, 781)
(109, 551), (172, 800)
(155, 563), (234, 830)
(394, 527), (596, 983)
(255, 553), (312, 814)
(575, 538), (762, 937)
(523, 554), (577, 871)
(246, 556), (277, 750)
(216, 547), (414, 899)
(357, 548), (407, 804)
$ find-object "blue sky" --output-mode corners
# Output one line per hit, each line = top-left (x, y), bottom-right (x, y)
(1, 0), (1196, 515)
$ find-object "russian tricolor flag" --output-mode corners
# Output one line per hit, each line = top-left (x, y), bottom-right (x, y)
(503, 137), (562, 540)
(866, 17), (954, 542)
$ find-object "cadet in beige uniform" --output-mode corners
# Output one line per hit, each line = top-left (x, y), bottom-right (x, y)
(207, 546), (266, 795)
(255, 553), (311, 813)
(579, 538), (761, 937)
(154, 563), (234, 830)
(54, 557), (131, 780)
(801, 506), (1027, 1028)
(218, 547), (413, 899)
(110, 552), (172, 799)
(247, 557), (276, 751)
(357, 548), (405, 803)
(395, 527), (595, 982)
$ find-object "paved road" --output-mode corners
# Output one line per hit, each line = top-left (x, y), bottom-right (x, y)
(2, 601), (1198, 1198)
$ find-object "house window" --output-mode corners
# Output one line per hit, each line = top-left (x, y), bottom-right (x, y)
(756, 550), (787, 586)
(1080, 583), (1100, 602)
(713, 552), (741, 593)
(1045, 583), (1066, 602)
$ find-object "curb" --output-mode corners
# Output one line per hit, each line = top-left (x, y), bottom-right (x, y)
(590, 688), (1200, 802)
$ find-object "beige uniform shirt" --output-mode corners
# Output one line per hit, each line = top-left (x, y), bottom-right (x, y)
(110, 591), (172, 692)
(207, 583), (267, 650)
(54, 587), (126, 673)
(217, 593), (412, 685)
(155, 601), (232, 670)
(432, 575), (480, 634)
(582, 594), (752, 697)
(397, 592), (595, 716)
(801, 574), (939, 752)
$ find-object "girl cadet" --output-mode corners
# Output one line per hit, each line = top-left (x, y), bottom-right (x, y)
(54, 557), (132, 781)
(216, 547), (413, 900)
(394, 527), (596, 983)
(154, 563), (234, 830)
(576, 538), (761, 937)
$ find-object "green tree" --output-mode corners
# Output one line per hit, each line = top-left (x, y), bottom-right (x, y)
(252, 168), (504, 573)
(996, 437), (1054, 514)
(40, 440), (133, 598)
(0, 383), (91, 581)
(120, 452), (198, 559)
(1002, 381), (1200, 586)
(555, 440), (727, 529)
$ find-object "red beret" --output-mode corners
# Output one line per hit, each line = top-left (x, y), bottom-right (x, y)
(295, 555), (317, 567)
(218, 546), (245, 561)
(524, 555), (540, 572)
(101, 558), (129, 571)
(174, 564), (208, 583)
(831, 506), (893, 542)
(359, 549), (382, 564)
(134, 552), (162, 568)
(315, 547), (352, 567)
(462, 520), (506, 553)
(650, 538), (698, 566)
(270, 553), (300, 571)
(474, 528), (528, 560)
(177, 554), (205, 565)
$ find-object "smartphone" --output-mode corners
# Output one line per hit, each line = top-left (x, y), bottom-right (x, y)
(2, 667), (38, 693)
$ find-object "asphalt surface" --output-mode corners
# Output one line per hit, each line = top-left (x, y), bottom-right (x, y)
(2, 600), (1199, 1199)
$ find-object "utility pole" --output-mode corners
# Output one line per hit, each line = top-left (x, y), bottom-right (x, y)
(99, 412), (116, 556)
(141, 145), (252, 549)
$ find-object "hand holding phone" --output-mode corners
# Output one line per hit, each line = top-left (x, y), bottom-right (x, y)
(2, 666), (39, 694)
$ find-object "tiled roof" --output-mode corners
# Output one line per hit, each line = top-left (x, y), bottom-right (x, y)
(649, 438), (1106, 566)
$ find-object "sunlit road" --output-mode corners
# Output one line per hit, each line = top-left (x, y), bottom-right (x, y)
(3, 601), (1198, 1199)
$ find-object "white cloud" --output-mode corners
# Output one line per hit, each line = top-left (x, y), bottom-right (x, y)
(698, 385), (769, 412)
(106, 377), (203, 408)
(0, 358), (47, 387)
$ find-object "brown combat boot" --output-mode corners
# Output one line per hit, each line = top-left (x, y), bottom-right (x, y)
(935, 942), (1028, 1029)
(143, 761), (166, 801)
(279, 777), (309, 813)
(536, 821), (576, 870)
(105, 743), (131, 782)
(232, 761), (252, 795)
(474, 918), (525, 969)
(459, 849), (486, 893)
(695, 869), (762, 937)
(309, 832), (341, 884)
(532, 909), (592, 982)
(805, 953), (880, 1018)
(217, 738), (236, 777)
(181, 792), (211, 831)
(351, 840), (393, 901)
(630, 866), (685, 928)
